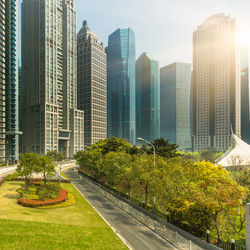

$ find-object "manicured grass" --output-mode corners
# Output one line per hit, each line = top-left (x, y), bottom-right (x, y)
(0, 181), (127, 249)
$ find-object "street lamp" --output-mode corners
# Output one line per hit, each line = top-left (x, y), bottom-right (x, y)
(137, 137), (156, 207)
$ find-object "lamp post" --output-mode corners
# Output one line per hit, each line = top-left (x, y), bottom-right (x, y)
(137, 137), (156, 207)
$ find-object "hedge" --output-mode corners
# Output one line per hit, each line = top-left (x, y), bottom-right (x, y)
(18, 189), (68, 208)
(12, 178), (71, 183)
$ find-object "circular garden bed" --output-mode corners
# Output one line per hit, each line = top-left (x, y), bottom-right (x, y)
(17, 182), (74, 208)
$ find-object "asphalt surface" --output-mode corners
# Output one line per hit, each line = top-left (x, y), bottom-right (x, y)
(0, 166), (17, 177)
(66, 169), (176, 250)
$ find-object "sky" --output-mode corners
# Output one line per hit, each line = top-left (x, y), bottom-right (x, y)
(18, 0), (250, 67)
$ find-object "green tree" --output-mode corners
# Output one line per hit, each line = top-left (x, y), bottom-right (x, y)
(17, 153), (40, 191)
(89, 137), (132, 155)
(143, 138), (179, 159)
(47, 151), (65, 161)
(39, 155), (56, 185)
(133, 154), (157, 206)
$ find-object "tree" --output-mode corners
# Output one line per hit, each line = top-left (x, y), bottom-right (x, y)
(89, 137), (132, 156)
(39, 155), (56, 185)
(133, 154), (157, 206)
(155, 159), (247, 238)
(103, 152), (134, 195)
(47, 151), (65, 161)
(143, 138), (179, 158)
(17, 153), (40, 191)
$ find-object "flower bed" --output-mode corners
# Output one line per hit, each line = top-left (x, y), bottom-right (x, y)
(18, 189), (68, 208)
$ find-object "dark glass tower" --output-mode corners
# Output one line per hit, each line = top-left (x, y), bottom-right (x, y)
(160, 62), (192, 151)
(106, 28), (136, 144)
(136, 53), (160, 142)
(0, 0), (21, 163)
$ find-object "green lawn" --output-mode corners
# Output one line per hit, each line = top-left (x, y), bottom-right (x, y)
(0, 181), (127, 249)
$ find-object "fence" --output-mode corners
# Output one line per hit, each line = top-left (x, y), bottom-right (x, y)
(78, 170), (222, 250)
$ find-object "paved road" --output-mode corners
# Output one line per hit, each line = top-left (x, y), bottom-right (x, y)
(66, 169), (176, 250)
(0, 166), (17, 177)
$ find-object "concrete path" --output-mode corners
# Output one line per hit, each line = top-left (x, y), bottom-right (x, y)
(0, 166), (17, 177)
(66, 169), (176, 250)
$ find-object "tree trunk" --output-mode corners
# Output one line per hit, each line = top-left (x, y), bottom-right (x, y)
(144, 184), (148, 207)
(44, 172), (47, 185)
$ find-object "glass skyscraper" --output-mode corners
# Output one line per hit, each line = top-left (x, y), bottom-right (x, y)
(241, 44), (250, 144)
(77, 20), (107, 147)
(21, 0), (84, 157)
(160, 62), (192, 151)
(136, 53), (160, 143)
(106, 28), (136, 145)
(0, 0), (20, 163)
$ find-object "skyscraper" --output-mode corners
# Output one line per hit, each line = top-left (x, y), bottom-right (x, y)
(160, 62), (192, 151)
(240, 44), (250, 144)
(136, 53), (160, 143)
(77, 20), (107, 147)
(0, 0), (6, 163)
(21, 0), (84, 157)
(106, 28), (136, 145)
(0, 0), (20, 163)
(193, 14), (241, 151)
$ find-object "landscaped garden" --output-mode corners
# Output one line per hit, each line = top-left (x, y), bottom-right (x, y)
(0, 181), (127, 249)
(0, 152), (127, 249)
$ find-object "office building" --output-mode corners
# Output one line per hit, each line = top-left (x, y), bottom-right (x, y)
(77, 20), (107, 147)
(136, 53), (160, 142)
(106, 28), (136, 144)
(0, 0), (20, 163)
(21, 0), (84, 157)
(160, 62), (192, 151)
(241, 44), (250, 144)
(193, 14), (241, 151)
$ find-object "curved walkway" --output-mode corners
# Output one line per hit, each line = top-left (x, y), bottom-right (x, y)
(66, 169), (176, 250)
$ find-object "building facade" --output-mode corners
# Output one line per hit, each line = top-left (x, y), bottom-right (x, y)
(77, 20), (107, 148)
(21, 0), (84, 158)
(160, 62), (192, 151)
(106, 28), (136, 145)
(0, 0), (6, 163)
(241, 44), (250, 144)
(0, 0), (20, 163)
(136, 53), (160, 143)
(193, 14), (241, 151)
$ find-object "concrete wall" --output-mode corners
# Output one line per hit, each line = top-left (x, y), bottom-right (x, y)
(247, 203), (250, 250)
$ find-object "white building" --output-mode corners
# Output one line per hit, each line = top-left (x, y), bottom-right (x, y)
(21, 0), (84, 158)
(193, 13), (241, 151)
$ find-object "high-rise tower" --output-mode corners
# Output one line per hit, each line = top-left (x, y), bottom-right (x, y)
(136, 53), (160, 143)
(240, 44), (250, 144)
(21, 0), (84, 157)
(106, 28), (136, 144)
(77, 20), (107, 147)
(0, 0), (20, 163)
(193, 14), (241, 151)
(160, 62), (192, 151)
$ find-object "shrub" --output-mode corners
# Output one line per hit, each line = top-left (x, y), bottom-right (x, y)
(6, 172), (20, 181)
(18, 189), (68, 208)
(36, 183), (61, 200)
(38, 193), (75, 209)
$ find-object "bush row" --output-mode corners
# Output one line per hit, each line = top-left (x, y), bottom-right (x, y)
(18, 189), (68, 208)
(12, 178), (71, 183)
